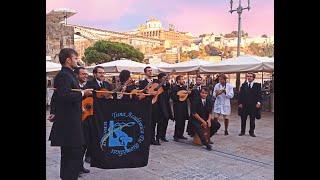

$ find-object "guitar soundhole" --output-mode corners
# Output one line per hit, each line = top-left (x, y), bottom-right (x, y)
(85, 104), (92, 110)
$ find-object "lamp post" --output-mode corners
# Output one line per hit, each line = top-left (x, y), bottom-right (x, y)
(229, 0), (250, 91)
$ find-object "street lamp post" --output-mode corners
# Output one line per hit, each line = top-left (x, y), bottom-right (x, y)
(229, 0), (250, 91)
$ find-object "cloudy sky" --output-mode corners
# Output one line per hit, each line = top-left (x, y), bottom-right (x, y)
(47, 0), (273, 37)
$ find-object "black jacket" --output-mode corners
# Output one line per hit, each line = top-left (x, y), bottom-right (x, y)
(171, 85), (189, 120)
(154, 79), (173, 120)
(238, 82), (262, 118)
(190, 97), (213, 122)
(49, 67), (85, 147)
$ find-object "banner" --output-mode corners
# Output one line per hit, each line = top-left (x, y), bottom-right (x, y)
(88, 98), (152, 169)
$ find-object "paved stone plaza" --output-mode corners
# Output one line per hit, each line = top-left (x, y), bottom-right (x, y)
(46, 110), (274, 180)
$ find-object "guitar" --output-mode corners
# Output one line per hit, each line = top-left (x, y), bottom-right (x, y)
(149, 72), (174, 104)
(82, 96), (93, 121)
(134, 80), (155, 100)
(176, 90), (192, 102)
(96, 80), (134, 99)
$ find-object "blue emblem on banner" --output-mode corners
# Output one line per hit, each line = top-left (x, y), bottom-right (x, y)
(100, 112), (145, 156)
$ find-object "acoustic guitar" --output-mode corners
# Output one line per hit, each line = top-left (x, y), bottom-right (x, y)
(82, 96), (93, 121)
(149, 72), (173, 104)
(95, 79), (134, 99)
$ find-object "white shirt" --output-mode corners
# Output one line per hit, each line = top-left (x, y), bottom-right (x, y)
(247, 81), (254, 88)
(79, 82), (86, 88)
(96, 79), (103, 87)
(212, 83), (234, 115)
(146, 78), (153, 83)
(201, 98), (206, 106)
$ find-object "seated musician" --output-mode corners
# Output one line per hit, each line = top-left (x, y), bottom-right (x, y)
(190, 87), (221, 151)
(117, 70), (138, 100)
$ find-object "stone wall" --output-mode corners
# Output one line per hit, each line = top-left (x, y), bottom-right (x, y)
(46, 22), (75, 62)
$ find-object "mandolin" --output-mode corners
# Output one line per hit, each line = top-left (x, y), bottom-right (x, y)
(176, 90), (192, 102)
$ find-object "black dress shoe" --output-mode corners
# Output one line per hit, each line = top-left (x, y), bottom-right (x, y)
(84, 157), (91, 164)
(205, 144), (212, 151)
(249, 133), (256, 137)
(209, 140), (214, 144)
(173, 137), (179, 142)
(151, 140), (161, 145)
(238, 132), (245, 136)
(224, 130), (229, 135)
(179, 136), (188, 140)
(80, 167), (90, 174)
(160, 138), (169, 142)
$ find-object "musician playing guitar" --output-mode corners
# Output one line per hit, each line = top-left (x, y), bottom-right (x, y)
(138, 66), (160, 145)
(171, 75), (189, 142)
(117, 70), (137, 100)
(85, 66), (113, 98)
(153, 73), (173, 143)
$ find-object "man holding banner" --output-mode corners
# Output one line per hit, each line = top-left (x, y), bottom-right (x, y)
(48, 48), (92, 180)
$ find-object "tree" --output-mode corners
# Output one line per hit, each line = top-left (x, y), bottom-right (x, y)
(84, 40), (144, 64)
(261, 34), (268, 38)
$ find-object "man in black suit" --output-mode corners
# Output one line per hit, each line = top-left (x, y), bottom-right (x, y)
(48, 48), (92, 180)
(189, 75), (203, 103)
(155, 73), (173, 142)
(138, 66), (160, 145)
(85, 66), (112, 92)
(74, 67), (90, 175)
(171, 75), (189, 142)
(190, 87), (220, 151)
(83, 66), (113, 163)
(187, 75), (203, 137)
(238, 72), (262, 137)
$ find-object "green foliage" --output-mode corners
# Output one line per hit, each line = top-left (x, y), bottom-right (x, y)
(84, 40), (144, 64)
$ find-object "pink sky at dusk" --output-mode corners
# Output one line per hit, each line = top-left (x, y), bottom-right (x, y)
(47, 0), (273, 37)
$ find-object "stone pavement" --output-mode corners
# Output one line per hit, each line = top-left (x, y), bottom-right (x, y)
(46, 110), (274, 180)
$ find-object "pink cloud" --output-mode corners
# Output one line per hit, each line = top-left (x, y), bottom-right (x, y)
(163, 2), (273, 36)
(46, 0), (141, 23)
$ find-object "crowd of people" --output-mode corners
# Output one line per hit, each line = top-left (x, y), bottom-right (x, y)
(47, 48), (263, 180)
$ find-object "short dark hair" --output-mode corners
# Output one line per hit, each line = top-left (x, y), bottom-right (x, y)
(196, 75), (202, 80)
(74, 67), (86, 75)
(176, 75), (182, 82)
(247, 72), (256, 78)
(93, 66), (104, 74)
(144, 66), (152, 73)
(201, 86), (209, 93)
(158, 73), (166, 79)
(119, 70), (131, 83)
(58, 48), (78, 65)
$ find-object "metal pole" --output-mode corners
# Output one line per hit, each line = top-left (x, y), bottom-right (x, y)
(235, 0), (242, 92)
(229, 0), (250, 92)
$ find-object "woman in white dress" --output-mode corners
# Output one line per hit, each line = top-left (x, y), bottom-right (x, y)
(212, 74), (234, 135)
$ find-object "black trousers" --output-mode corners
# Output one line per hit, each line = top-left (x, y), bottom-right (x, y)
(174, 117), (186, 138)
(151, 108), (160, 141)
(60, 146), (83, 180)
(191, 119), (221, 145)
(157, 118), (169, 139)
(80, 145), (90, 168)
(240, 114), (256, 134)
(80, 122), (90, 168)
